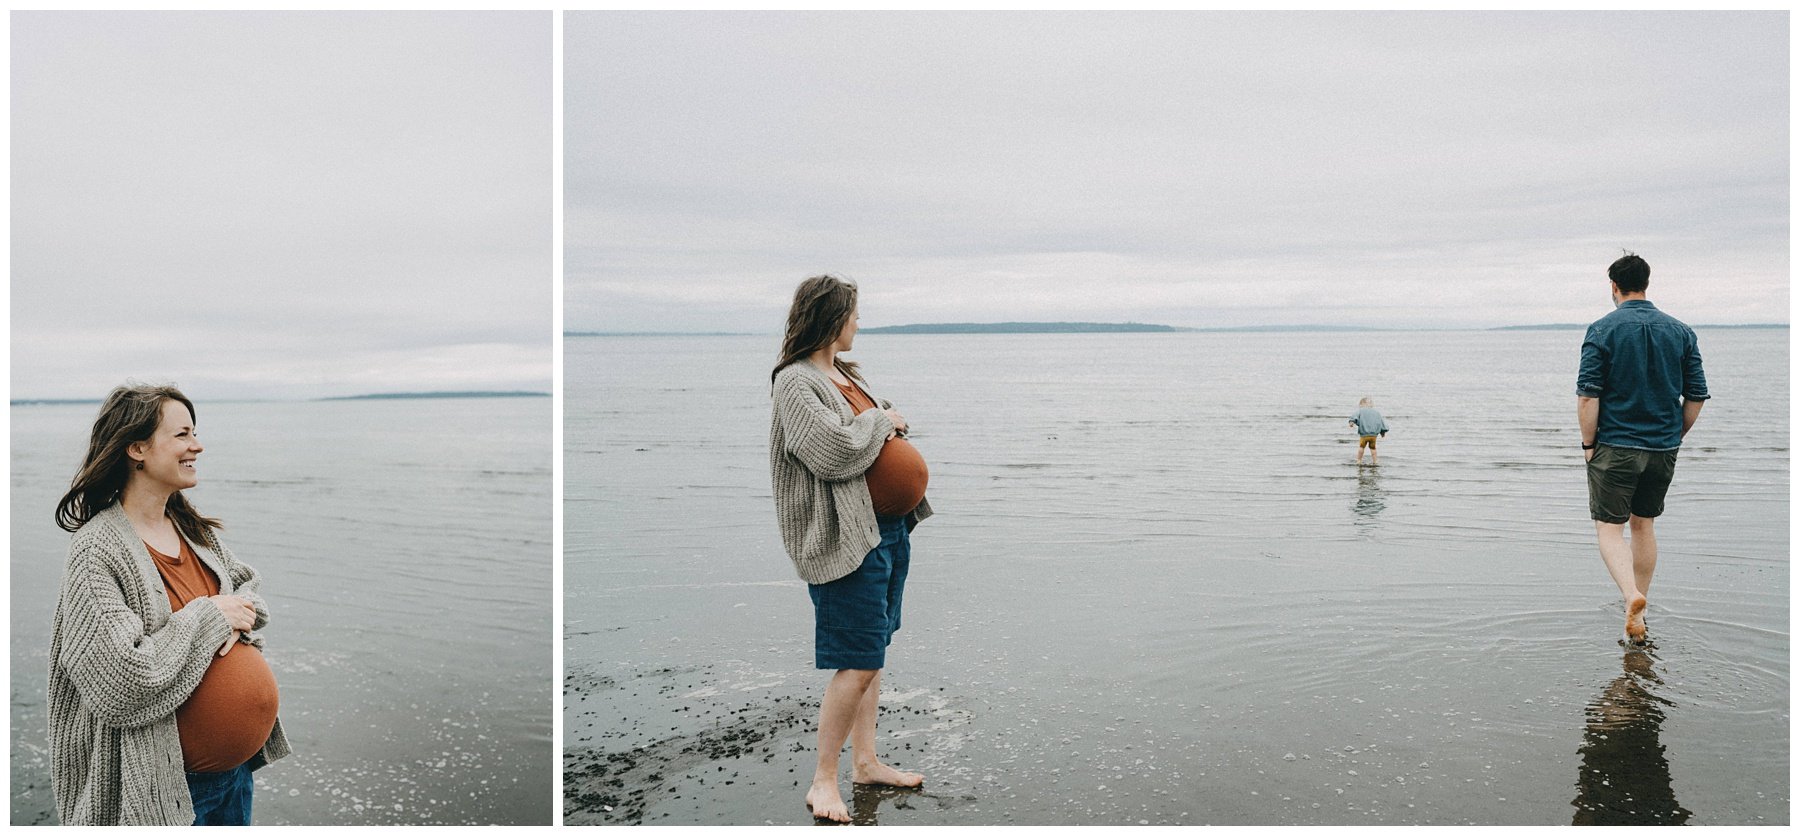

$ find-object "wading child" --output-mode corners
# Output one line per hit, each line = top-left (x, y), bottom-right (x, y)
(1349, 396), (1389, 466)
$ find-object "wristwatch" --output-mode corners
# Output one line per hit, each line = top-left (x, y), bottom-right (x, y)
(1581, 441), (1597, 450)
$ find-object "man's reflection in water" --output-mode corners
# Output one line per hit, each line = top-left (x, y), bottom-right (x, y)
(1571, 648), (1691, 824)
(1352, 465), (1386, 526)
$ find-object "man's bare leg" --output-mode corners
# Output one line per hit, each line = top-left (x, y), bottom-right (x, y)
(1628, 515), (1659, 598)
(1596, 521), (1647, 642)
(850, 670), (924, 788)
(807, 669), (877, 822)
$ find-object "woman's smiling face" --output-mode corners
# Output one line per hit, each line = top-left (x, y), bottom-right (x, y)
(130, 399), (203, 492)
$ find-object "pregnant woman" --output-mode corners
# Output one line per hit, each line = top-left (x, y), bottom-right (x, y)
(49, 384), (288, 825)
(769, 275), (933, 823)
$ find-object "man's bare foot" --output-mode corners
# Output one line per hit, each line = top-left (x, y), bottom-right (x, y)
(852, 761), (925, 788)
(1624, 595), (1648, 644)
(805, 779), (849, 823)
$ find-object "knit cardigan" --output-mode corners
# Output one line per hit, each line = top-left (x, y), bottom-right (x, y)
(769, 361), (933, 584)
(48, 502), (291, 825)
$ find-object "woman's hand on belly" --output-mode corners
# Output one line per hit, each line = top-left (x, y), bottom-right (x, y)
(210, 595), (256, 631)
(209, 595), (255, 656)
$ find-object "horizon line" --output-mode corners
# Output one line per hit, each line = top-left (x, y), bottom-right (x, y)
(567, 321), (1789, 337)
(10, 390), (551, 406)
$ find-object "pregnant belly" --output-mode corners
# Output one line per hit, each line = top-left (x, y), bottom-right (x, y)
(866, 436), (928, 517)
(176, 643), (280, 773)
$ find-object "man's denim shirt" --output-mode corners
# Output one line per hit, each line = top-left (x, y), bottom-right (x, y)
(1577, 299), (1709, 451)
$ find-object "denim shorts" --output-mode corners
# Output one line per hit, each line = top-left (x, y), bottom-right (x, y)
(808, 515), (910, 670)
(186, 762), (254, 826)
(1587, 443), (1679, 524)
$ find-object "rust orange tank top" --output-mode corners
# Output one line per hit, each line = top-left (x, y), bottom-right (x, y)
(834, 379), (929, 516)
(146, 537), (280, 773)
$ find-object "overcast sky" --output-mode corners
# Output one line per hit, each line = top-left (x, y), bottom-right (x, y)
(566, 12), (1787, 333)
(13, 12), (550, 400)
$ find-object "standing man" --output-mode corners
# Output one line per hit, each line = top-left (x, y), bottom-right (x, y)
(1577, 253), (1708, 645)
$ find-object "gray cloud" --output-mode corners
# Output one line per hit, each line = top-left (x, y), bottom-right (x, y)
(566, 11), (1787, 332)
(14, 11), (551, 399)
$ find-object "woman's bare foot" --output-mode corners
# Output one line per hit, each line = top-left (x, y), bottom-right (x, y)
(852, 760), (925, 788)
(805, 780), (849, 823)
(1624, 595), (1648, 644)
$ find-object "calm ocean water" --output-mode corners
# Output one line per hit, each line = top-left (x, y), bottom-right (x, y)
(11, 397), (553, 825)
(566, 329), (1786, 825)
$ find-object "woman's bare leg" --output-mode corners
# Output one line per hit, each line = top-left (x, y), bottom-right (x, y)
(850, 670), (924, 787)
(806, 668), (877, 822)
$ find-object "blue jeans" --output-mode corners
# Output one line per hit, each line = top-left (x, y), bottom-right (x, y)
(186, 763), (253, 826)
(808, 515), (911, 670)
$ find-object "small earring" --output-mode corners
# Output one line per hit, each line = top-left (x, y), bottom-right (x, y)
(134, 462), (144, 471)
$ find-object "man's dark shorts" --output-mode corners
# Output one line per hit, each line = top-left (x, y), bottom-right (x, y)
(1587, 444), (1679, 524)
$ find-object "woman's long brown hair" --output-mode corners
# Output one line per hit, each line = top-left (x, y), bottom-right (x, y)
(55, 383), (222, 543)
(772, 274), (864, 385)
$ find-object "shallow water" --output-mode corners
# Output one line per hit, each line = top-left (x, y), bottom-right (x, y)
(565, 329), (1786, 825)
(11, 398), (553, 825)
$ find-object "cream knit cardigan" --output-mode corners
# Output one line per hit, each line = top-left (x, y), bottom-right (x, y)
(769, 361), (933, 584)
(48, 502), (291, 825)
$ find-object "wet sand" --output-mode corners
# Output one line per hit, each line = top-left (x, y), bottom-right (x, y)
(567, 538), (1785, 825)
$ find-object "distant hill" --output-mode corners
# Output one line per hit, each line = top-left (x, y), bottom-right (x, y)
(319, 391), (549, 401)
(859, 322), (1415, 334)
(10, 398), (103, 406)
(863, 322), (1185, 334)
(1185, 324), (1388, 333)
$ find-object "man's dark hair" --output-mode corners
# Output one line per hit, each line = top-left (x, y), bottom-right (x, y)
(1609, 252), (1650, 294)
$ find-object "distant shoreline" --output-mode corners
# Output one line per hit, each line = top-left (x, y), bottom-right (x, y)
(864, 321), (1184, 334)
